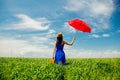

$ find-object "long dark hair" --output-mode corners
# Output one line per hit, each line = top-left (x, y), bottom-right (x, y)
(57, 36), (63, 44)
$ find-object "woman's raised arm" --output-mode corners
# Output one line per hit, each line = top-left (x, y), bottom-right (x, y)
(64, 31), (77, 46)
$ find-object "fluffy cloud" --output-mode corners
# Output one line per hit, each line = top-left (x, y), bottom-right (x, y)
(0, 29), (56, 57)
(91, 34), (100, 38)
(102, 34), (110, 37)
(64, 0), (113, 17)
(30, 29), (56, 45)
(63, 22), (76, 33)
(91, 34), (110, 38)
(65, 48), (120, 58)
(5, 14), (50, 30)
(0, 37), (52, 58)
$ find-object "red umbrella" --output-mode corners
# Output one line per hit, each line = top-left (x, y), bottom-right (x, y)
(68, 19), (91, 33)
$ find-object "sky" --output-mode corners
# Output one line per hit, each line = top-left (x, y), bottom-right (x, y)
(0, 0), (120, 58)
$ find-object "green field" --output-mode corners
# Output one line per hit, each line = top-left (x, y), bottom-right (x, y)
(0, 58), (120, 80)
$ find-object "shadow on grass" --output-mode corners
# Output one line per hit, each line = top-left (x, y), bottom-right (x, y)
(65, 62), (71, 65)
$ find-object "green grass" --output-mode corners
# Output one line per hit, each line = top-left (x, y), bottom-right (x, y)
(0, 57), (120, 80)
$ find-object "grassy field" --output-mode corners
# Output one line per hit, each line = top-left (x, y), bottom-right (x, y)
(0, 57), (120, 80)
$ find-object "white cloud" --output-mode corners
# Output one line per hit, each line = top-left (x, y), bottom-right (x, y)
(46, 29), (56, 38)
(47, 29), (56, 34)
(91, 34), (100, 38)
(65, 48), (120, 58)
(102, 34), (110, 37)
(63, 0), (85, 11)
(63, 22), (76, 33)
(0, 29), (56, 57)
(90, 0), (114, 17)
(64, 0), (113, 17)
(91, 34), (110, 38)
(5, 14), (50, 30)
(29, 29), (56, 44)
(63, 0), (114, 33)
(0, 37), (52, 57)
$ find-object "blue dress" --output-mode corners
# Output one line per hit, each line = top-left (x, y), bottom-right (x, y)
(55, 42), (66, 64)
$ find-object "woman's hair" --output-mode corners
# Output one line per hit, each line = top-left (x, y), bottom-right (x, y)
(57, 32), (63, 44)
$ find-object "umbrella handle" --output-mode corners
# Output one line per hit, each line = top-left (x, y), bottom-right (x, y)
(73, 30), (77, 41)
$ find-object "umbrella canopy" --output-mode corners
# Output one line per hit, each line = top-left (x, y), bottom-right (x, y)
(68, 19), (91, 33)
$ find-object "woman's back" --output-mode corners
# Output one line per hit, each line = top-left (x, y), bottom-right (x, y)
(55, 42), (66, 64)
(56, 42), (64, 51)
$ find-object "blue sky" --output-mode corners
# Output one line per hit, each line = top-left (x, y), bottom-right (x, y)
(0, 0), (120, 58)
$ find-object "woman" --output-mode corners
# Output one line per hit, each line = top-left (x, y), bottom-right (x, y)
(52, 32), (76, 64)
